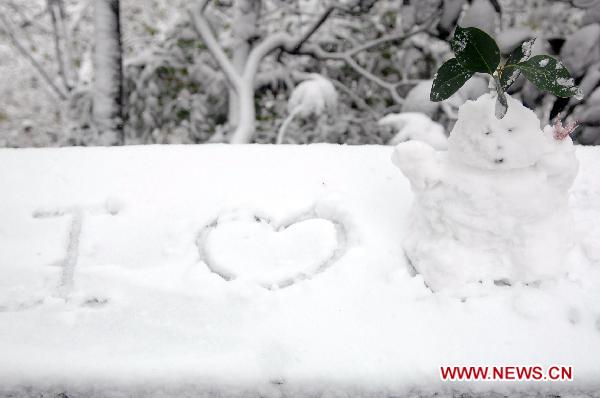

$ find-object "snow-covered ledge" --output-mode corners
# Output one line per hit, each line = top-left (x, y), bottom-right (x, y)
(1, 144), (599, 397)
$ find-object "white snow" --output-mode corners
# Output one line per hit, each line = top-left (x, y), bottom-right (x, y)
(394, 93), (579, 292)
(287, 74), (338, 117)
(496, 27), (534, 54)
(201, 210), (340, 288)
(401, 80), (440, 117)
(277, 74), (338, 144)
(557, 77), (576, 88)
(379, 112), (448, 150)
(0, 143), (600, 396)
(448, 94), (554, 170)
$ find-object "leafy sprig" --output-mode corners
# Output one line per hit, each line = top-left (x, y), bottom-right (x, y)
(430, 26), (581, 118)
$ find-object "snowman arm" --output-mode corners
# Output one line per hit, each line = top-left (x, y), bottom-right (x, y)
(537, 125), (579, 191)
(391, 141), (441, 190)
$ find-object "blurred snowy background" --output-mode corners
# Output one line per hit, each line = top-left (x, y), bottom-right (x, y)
(1, 0), (599, 147)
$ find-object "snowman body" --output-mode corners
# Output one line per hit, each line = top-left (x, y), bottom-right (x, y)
(393, 94), (578, 291)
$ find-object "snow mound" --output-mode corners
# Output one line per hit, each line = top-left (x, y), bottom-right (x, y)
(380, 112), (448, 150)
(394, 93), (579, 291)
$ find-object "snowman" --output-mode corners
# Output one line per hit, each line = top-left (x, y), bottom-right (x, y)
(392, 93), (579, 291)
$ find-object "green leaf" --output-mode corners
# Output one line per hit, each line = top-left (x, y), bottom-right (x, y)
(451, 25), (500, 74)
(500, 38), (536, 90)
(430, 58), (475, 102)
(517, 55), (581, 98)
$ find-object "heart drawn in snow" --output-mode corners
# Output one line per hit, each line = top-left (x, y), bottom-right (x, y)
(197, 209), (347, 289)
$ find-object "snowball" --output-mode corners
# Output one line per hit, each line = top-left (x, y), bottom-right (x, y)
(380, 112), (448, 150)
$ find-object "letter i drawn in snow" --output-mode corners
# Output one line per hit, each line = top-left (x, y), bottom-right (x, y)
(32, 199), (122, 299)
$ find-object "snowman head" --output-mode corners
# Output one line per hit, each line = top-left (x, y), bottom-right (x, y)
(447, 94), (547, 170)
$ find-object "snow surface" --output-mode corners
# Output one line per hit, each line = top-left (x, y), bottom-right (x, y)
(200, 210), (342, 288)
(1, 144), (600, 396)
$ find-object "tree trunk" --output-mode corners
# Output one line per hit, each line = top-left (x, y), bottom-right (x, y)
(228, 0), (260, 131)
(93, 0), (124, 145)
(230, 82), (256, 144)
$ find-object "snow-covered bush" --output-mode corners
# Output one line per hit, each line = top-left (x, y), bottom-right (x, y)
(287, 75), (338, 118)
(276, 74), (337, 144)
(123, 18), (227, 144)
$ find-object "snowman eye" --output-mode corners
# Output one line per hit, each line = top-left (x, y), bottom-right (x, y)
(507, 127), (515, 133)
(484, 128), (492, 135)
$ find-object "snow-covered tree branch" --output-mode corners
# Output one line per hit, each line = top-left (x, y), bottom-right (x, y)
(48, 0), (74, 93)
(190, 0), (339, 143)
(188, 5), (242, 93)
(189, 1), (443, 143)
(295, 14), (440, 105)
